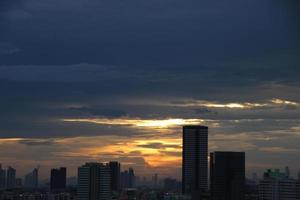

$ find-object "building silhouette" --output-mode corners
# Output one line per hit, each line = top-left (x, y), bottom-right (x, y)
(121, 168), (135, 189)
(77, 163), (111, 200)
(210, 152), (245, 200)
(50, 167), (66, 192)
(152, 173), (158, 188)
(0, 164), (6, 189)
(6, 166), (16, 189)
(259, 169), (300, 200)
(163, 178), (181, 192)
(24, 168), (38, 189)
(109, 161), (121, 193)
(285, 166), (290, 178)
(15, 178), (23, 188)
(182, 125), (208, 199)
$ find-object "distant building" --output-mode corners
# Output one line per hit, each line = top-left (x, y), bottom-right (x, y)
(259, 169), (300, 200)
(285, 166), (290, 179)
(121, 168), (135, 189)
(6, 166), (16, 189)
(252, 173), (259, 184)
(50, 167), (66, 192)
(0, 164), (6, 189)
(298, 172), (300, 180)
(24, 168), (38, 188)
(108, 161), (121, 193)
(210, 152), (245, 200)
(47, 192), (73, 200)
(120, 188), (137, 200)
(182, 125), (208, 199)
(15, 178), (23, 188)
(128, 168), (135, 188)
(163, 178), (181, 192)
(152, 173), (158, 188)
(77, 162), (111, 200)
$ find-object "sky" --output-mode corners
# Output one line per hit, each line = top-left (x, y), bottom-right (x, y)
(0, 0), (300, 180)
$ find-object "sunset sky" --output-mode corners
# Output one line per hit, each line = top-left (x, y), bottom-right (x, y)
(0, 0), (300, 180)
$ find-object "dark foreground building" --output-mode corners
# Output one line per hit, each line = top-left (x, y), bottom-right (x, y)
(50, 167), (66, 192)
(109, 161), (121, 193)
(182, 125), (208, 199)
(210, 152), (245, 200)
(77, 162), (111, 200)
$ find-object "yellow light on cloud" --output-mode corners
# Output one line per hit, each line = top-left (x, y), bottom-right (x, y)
(63, 118), (204, 128)
(270, 99), (298, 106)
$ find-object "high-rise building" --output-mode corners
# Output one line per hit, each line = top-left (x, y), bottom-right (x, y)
(285, 166), (290, 178)
(298, 172), (300, 180)
(24, 168), (38, 188)
(6, 166), (16, 188)
(0, 164), (6, 189)
(109, 161), (121, 193)
(128, 168), (135, 188)
(259, 169), (300, 200)
(50, 167), (66, 192)
(210, 152), (245, 200)
(152, 173), (158, 187)
(77, 163), (111, 200)
(182, 125), (208, 199)
(121, 168), (135, 189)
(163, 178), (181, 192)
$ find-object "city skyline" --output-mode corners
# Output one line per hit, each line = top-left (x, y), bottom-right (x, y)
(1, 0), (300, 181)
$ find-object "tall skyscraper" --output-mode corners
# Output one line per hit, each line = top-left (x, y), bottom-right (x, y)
(6, 166), (16, 189)
(259, 169), (300, 200)
(77, 163), (111, 200)
(128, 168), (135, 188)
(121, 168), (135, 189)
(210, 152), (245, 200)
(24, 168), (39, 188)
(109, 161), (121, 193)
(50, 167), (66, 192)
(182, 125), (208, 199)
(0, 164), (6, 189)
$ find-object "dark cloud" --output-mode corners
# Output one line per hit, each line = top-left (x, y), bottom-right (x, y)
(0, 0), (300, 177)
(194, 108), (218, 115)
(0, 0), (298, 66)
(0, 0), (22, 12)
(19, 139), (56, 146)
(66, 106), (128, 118)
(138, 143), (181, 149)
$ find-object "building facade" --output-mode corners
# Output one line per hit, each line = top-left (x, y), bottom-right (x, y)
(259, 169), (300, 200)
(0, 164), (6, 189)
(24, 168), (39, 188)
(6, 166), (16, 189)
(50, 167), (67, 192)
(77, 163), (111, 200)
(121, 168), (135, 189)
(210, 152), (245, 200)
(182, 125), (208, 199)
(108, 161), (121, 193)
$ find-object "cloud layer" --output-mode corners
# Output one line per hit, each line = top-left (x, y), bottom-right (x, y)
(0, 0), (300, 179)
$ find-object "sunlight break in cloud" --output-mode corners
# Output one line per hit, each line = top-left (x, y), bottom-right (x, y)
(62, 118), (205, 129)
(167, 98), (299, 109)
(270, 99), (298, 106)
